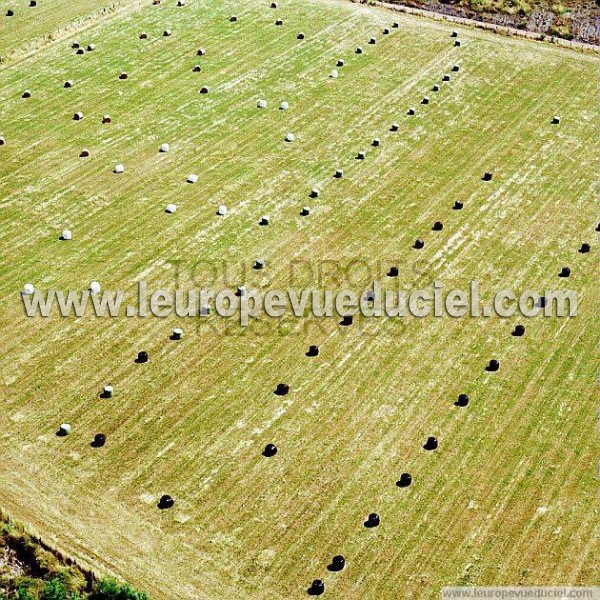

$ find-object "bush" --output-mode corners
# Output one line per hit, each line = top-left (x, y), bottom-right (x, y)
(40, 578), (80, 600)
(90, 579), (148, 600)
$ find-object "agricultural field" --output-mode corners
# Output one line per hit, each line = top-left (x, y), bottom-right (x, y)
(0, 0), (598, 598)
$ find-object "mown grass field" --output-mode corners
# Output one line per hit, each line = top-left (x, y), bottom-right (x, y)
(0, 0), (598, 598)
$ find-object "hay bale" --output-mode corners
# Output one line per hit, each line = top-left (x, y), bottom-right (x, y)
(119, 71), (128, 80)
(423, 436), (438, 450)
(383, 27), (390, 34)
(72, 41), (80, 48)
(76, 48), (84, 55)
(285, 132), (295, 142)
(23, 283), (35, 295)
(596, 223), (600, 232)
(140, 32), (148, 39)
(552, 116), (560, 124)
(258, 99), (267, 108)
(200, 86), (209, 94)
(6, 9), (14, 16)
(432, 221), (443, 231)
(89, 281), (101, 293)
(340, 314), (353, 326)
(153, 0), (161, 4)
(114, 163), (125, 173)
(413, 239), (424, 249)
(452, 64), (460, 71)
(217, 205), (227, 216)
(559, 266), (571, 277)
(455, 393), (469, 407)
(275, 383), (289, 396)
(364, 513), (380, 527)
(337, 58), (345, 67)
(136, 351), (149, 364)
(334, 168), (343, 178)
(442, 74), (450, 81)
(263, 443), (278, 457)
(101, 385), (113, 398)
(102, 115), (112, 124)
(254, 258), (265, 270)
(297, 32), (305, 39)
(259, 215), (270, 226)
(187, 173), (198, 183)
(271, 1), (278, 6)
(300, 207), (311, 216)
(356, 46), (363, 54)
(171, 328), (183, 340)
(86, 44), (95, 51)
(451, 30), (458, 37)
(308, 580), (325, 596)
(306, 345), (319, 357)
(485, 359), (500, 372)
(163, 29), (172, 36)
(197, 48), (206, 56)
(193, 64), (201, 72)
(482, 172), (493, 181)
(279, 101), (289, 110)
(160, 143), (170, 152)
(512, 325), (525, 337)
(79, 148), (90, 158)
(407, 107), (415, 115)
(275, 18), (283, 25)
(387, 266), (399, 277)
(328, 555), (345, 572)
(0, 136), (5, 146)
(73, 111), (84, 121)
(165, 203), (177, 213)
(229, 15), (237, 22)
(158, 495), (174, 509)
(396, 473), (412, 487)
(177, 0), (186, 5)
(22, 90), (32, 99)
(421, 96), (429, 104)
(310, 188), (320, 198)
(390, 122), (399, 132)
(579, 243), (590, 253)
(92, 433), (106, 447)
(392, 21), (399, 28)
(368, 37), (376, 44)
(64, 80), (74, 88)
(356, 150), (366, 160)
(432, 84), (440, 92)
(30, 1), (37, 7)
(454, 40), (461, 46)
(453, 200), (463, 210)
(372, 137), (380, 147)
(58, 423), (71, 436)
(329, 69), (339, 79)
(61, 229), (72, 241)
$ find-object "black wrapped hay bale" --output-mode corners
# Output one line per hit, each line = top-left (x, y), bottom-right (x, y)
(423, 436), (438, 450)
(263, 443), (278, 457)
